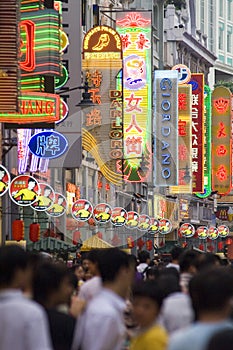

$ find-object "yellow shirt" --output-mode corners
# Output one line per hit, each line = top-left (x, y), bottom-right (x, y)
(35, 196), (52, 207)
(130, 324), (168, 350)
(0, 181), (6, 193)
(13, 188), (37, 201)
(49, 204), (64, 213)
(95, 212), (110, 221)
(77, 209), (90, 218)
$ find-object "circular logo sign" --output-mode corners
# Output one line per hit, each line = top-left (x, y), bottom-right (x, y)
(10, 175), (40, 206)
(172, 64), (191, 84)
(31, 183), (55, 211)
(180, 223), (195, 238)
(197, 226), (208, 240)
(159, 219), (172, 234)
(46, 193), (67, 217)
(111, 207), (127, 227)
(218, 225), (229, 238)
(72, 199), (93, 222)
(207, 226), (219, 240)
(0, 165), (10, 197)
(93, 203), (112, 223)
(138, 215), (151, 232)
(148, 218), (159, 234)
(125, 211), (139, 229)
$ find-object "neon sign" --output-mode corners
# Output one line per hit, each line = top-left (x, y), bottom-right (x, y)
(20, 10), (60, 77)
(154, 70), (178, 186)
(196, 85), (212, 198)
(169, 84), (192, 194)
(0, 92), (60, 123)
(189, 74), (204, 193)
(116, 11), (152, 182)
(212, 86), (232, 195)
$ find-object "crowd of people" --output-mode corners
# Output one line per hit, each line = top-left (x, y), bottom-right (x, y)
(1, 243), (233, 350)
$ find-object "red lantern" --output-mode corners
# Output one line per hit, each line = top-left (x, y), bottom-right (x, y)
(137, 238), (144, 249)
(72, 230), (81, 245)
(127, 236), (134, 249)
(88, 217), (96, 226)
(29, 223), (40, 243)
(12, 219), (24, 241)
(226, 237), (233, 245)
(198, 243), (204, 251)
(207, 244), (214, 252)
(146, 240), (153, 251)
(218, 241), (224, 251)
(96, 231), (103, 239)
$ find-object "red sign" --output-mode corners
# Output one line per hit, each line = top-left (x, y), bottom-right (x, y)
(190, 74), (204, 193)
(211, 87), (232, 195)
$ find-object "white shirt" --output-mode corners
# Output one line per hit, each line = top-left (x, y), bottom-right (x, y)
(78, 276), (102, 302)
(0, 289), (52, 350)
(72, 288), (127, 350)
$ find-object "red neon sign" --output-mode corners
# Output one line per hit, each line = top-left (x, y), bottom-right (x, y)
(20, 20), (36, 72)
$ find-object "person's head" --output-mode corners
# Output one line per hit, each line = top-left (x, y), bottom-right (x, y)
(179, 249), (200, 274)
(81, 254), (90, 272)
(105, 206), (110, 213)
(98, 248), (135, 297)
(197, 252), (221, 271)
(84, 202), (90, 210)
(170, 246), (183, 262)
(0, 245), (30, 290)
(132, 280), (164, 328)
(189, 266), (233, 320)
(86, 249), (102, 276)
(28, 178), (36, 190)
(138, 250), (150, 264)
(121, 209), (125, 217)
(0, 169), (6, 180)
(72, 264), (85, 281)
(33, 261), (75, 307)
(44, 186), (52, 197)
(145, 266), (160, 281)
(157, 273), (181, 299)
(207, 329), (233, 350)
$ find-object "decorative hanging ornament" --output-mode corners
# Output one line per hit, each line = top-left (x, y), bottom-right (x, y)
(159, 219), (172, 234)
(29, 223), (40, 243)
(12, 219), (24, 241)
(180, 223), (195, 238)
(218, 225), (229, 238)
(71, 199), (93, 222)
(197, 226), (208, 240)
(207, 226), (219, 240)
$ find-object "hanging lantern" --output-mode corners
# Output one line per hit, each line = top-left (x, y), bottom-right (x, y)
(146, 240), (153, 251)
(29, 223), (40, 243)
(127, 236), (134, 249)
(12, 219), (24, 241)
(198, 243), (204, 251)
(137, 238), (144, 249)
(207, 244), (214, 252)
(226, 237), (233, 245)
(218, 241), (224, 251)
(72, 230), (81, 245)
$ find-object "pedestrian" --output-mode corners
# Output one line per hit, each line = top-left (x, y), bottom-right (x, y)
(0, 245), (52, 350)
(179, 249), (200, 293)
(137, 250), (151, 280)
(33, 261), (85, 350)
(206, 329), (233, 350)
(129, 280), (168, 350)
(168, 266), (233, 350)
(166, 246), (183, 271)
(72, 248), (136, 350)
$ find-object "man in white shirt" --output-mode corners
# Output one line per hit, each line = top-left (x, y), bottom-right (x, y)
(72, 248), (135, 350)
(0, 245), (52, 350)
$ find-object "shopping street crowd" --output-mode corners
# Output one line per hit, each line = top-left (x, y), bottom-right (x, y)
(1, 244), (233, 350)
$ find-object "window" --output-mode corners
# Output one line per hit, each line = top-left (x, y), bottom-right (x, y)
(219, 22), (225, 50)
(228, 0), (233, 21)
(227, 25), (233, 53)
(219, 0), (224, 17)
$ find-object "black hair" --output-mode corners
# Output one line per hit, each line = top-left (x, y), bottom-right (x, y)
(33, 261), (72, 306)
(157, 273), (181, 299)
(132, 280), (164, 310)
(98, 248), (132, 283)
(138, 250), (150, 264)
(28, 178), (36, 185)
(170, 246), (183, 260)
(207, 329), (233, 350)
(189, 266), (233, 316)
(197, 253), (221, 271)
(44, 186), (52, 192)
(87, 249), (103, 264)
(146, 266), (160, 280)
(0, 245), (29, 286)
(179, 249), (200, 273)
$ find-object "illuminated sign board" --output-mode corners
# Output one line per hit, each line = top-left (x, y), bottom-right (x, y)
(116, 11), (152, 182)
(211, 86), (232, 195)
(28, 130), (68, 158)
(154, 70), (178, 186)
(196, 85), (212, 198)
(82, 25), (123, 186)
(170, 84), (192, 193)
(20, 10), (60, 77)
(189, 74), (204, 193)
(0, 92), (60, 123)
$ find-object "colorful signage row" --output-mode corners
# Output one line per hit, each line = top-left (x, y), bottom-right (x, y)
(180, 223), (229, 240)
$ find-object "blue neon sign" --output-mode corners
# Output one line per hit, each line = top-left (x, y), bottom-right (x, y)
(29, 130), (68, 159)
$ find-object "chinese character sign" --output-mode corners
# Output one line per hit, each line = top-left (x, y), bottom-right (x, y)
(189, 74), (204, 193)
(153, 70), (178, 186)
(196, 85), (212, 198)
(211, 86), (232, 195)
(116, 12), (152, 182)
(82, 25), (123, 186)
(169, 84), (192, 193)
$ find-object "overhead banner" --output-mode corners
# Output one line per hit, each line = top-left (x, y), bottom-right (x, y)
(116, 11), (152, 183)
(170, 84), (192, 193)
(153, 70), (178, 186)
(196, 85), (212, 198)
(82, 25), (123, 186)
(189, 73), (204, 193)
(211, 86), (232, 195)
